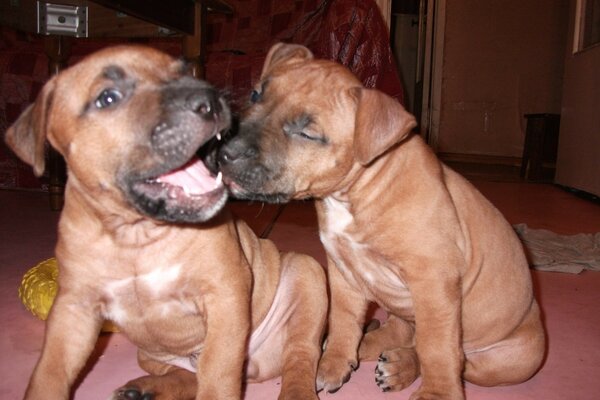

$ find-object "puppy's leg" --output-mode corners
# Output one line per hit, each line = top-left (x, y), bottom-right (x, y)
(112, 351), (196, 400)
(278, 253), (327, 400)
(194, 279), (250, 400)
(25, 292), (102, 399)
(317, 256), (370, 393)
(464, 301), (545, 386)
(405, 262), (465, 400)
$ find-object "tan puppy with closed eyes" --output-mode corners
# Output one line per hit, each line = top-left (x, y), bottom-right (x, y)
(218, 43), (546, 400)
(5, 45), (326, 400)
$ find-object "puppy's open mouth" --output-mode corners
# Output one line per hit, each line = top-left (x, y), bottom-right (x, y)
(146, 156), (223, 202)
(129, 135), (228, 223)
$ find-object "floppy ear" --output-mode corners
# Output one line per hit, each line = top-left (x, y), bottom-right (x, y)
(352, 88), (417, 166)
(260, 42), (314, 78)
(4, 77), (56, 176)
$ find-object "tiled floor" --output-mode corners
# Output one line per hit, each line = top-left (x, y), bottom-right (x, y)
(1, 177), (599, 399)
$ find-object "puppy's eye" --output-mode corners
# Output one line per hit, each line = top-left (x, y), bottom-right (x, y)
(296, 131), (319, 141)
(283, 124), (325, 143)
(250, 89), (261, 104)
(95, 88), (123, 109)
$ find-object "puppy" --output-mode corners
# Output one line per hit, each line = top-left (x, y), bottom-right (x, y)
(5, 45), (326, 400)
(218, 43), (546, 400)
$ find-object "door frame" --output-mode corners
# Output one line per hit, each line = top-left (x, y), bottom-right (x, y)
(380, 0), (445, 150)
(419, 0), (445, 150)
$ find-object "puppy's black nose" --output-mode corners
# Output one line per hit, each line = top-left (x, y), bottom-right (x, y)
(186, 90), (219, 117)
(163, 76), (221, 118)
(218, 141), (258, 164)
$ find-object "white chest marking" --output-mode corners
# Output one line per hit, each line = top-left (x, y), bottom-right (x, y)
(139, 263), (183, 291)
(320, 197), (412, 312)
(323, 197), (354, 235)
(103, 264), (183, 324)
(320, 197), (364, 278)
(105, 264), (183, 295)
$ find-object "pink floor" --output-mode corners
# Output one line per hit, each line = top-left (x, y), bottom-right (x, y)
(1, 180), (599, 399)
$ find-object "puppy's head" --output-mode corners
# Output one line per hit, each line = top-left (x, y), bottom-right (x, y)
(218, 43), (417, 202)
(5, 45), (230, 223)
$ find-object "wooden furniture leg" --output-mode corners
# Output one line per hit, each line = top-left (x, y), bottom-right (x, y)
(183, 1), (205, 79)
(44, 36), (72, 211)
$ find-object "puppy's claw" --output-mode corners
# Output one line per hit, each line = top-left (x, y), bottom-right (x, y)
(116, 388), (155, 400)
(327, 385), (343, 394)
(375, 377), (391, 392)
(317, 356), (358, 394)
(328, 370), (352, 393)
(124, 389), (141, 399)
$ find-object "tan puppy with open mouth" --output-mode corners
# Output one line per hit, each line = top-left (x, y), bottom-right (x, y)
(5, 45), (327, 400)
(218, 43), (546, 400)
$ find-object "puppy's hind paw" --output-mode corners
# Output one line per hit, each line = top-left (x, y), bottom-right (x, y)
(375, 348), (420, 392)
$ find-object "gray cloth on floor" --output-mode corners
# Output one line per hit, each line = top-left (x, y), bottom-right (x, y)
(513, 224), (600, 273)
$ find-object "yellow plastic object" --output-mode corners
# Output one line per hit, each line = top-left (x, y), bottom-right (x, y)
(18, 258), (119, 333)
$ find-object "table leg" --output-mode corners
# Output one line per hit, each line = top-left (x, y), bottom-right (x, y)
(44, 36), (71, 211)
(182, 2), (205, 79)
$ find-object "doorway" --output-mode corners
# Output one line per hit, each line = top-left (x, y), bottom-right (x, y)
(390, 0), (444, 149)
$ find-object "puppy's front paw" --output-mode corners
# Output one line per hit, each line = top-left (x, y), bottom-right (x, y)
(316, 352), (358, 393)
(375, 348), (419, 392)
(112, 386), (155, 400)
(111, 368), (197, 400)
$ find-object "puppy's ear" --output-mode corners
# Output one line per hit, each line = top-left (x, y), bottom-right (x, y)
(5, 77), (56, 176)
(261, 42), (314, 78)
(352, 88), (417, 166)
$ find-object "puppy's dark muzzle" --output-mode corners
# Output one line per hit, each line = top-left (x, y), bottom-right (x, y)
(152, 77), (229, 164)
(218, 139), (258, 165)
(171, 87), (222, 121)
(216, 128), (275, 197)
(161, 76), (222, 116)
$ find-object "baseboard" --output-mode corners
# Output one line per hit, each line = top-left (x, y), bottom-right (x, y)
(437, 152), (522, 167)
(437, 152), (524, 182)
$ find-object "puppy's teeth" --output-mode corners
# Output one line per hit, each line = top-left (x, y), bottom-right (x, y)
(215, 172), (223, 187)
(217, 132), (222, 141)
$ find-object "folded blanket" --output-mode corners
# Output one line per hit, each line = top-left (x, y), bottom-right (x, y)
(514, 224), (600, 273)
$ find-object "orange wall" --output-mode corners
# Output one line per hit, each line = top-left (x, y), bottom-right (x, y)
(438, 0), (569, 158)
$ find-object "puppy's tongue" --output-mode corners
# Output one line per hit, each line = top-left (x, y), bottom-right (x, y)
(156, 158), (222, 195)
